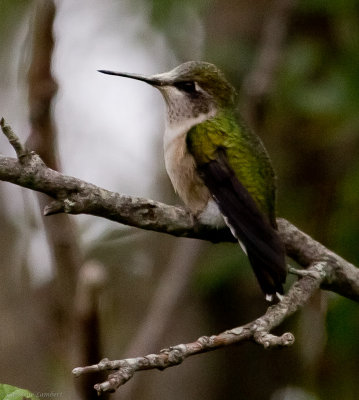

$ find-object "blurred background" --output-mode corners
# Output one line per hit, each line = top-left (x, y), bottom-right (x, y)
(0, 0), (359, 399)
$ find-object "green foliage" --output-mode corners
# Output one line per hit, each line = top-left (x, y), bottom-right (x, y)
(0, 384), (38, 400)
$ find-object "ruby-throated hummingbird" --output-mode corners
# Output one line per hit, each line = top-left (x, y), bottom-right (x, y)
(99, 61), (287, 298)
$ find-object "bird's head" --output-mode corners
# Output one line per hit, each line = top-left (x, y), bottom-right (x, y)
(99, 61), (238, 124)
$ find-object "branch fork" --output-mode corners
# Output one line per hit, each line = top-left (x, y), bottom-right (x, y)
(1, 120), (359, 395)
(72, 262), (325, 394)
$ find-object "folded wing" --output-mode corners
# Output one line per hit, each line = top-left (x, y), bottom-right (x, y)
(197, 149), (287, 295)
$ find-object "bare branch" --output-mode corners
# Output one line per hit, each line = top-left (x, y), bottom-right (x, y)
(0, 123), (359, 302)
(0, 118), (28, 160)
(1, 122), (359, 394)
(277, 218), (359, 301)
(0, 122), (358, 394)
(72, 262), (324, 394)
(0, 141), (230, 243)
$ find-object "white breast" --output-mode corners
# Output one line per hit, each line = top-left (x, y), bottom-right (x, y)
(163, 120), (207, 214)
(164, 115), (222, 220)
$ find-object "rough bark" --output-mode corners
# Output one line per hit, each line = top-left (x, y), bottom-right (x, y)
(1, 119), (358, 303)
(1, 120), (359, 394)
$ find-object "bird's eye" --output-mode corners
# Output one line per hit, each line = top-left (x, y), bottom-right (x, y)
(175, 81), (197, 93)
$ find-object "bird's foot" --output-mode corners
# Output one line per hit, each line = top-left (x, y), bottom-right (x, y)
(288, 265), (315, 278)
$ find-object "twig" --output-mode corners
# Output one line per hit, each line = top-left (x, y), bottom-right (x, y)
(72, 262), (324, 394)
(0, 118), (28, 160)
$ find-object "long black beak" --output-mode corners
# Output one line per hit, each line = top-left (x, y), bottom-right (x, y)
(98, 70), (164, 87)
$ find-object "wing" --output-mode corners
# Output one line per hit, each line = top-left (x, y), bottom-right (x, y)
(199, 150), (286, 295)
(186, 121), (287, 295)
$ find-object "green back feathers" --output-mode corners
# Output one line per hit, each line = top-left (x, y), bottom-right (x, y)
(186, 110), (277, 225)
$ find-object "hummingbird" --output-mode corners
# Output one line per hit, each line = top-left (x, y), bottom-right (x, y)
(98, 61), (287, 298)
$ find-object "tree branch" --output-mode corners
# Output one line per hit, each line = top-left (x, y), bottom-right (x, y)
(1, 121), (359, 393)
(1, 120), (359, 302)
(0, 123), (231, 243)
(72, 261), (324, 394)
(0, 118), (27, 159)
(276, 218), (359, 301)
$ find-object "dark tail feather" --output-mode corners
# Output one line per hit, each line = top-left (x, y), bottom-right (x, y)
(247, 247), (285, 295)
(197, 153), (287, 296)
